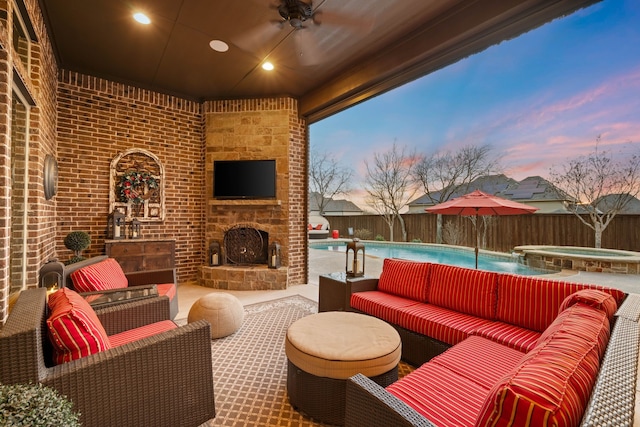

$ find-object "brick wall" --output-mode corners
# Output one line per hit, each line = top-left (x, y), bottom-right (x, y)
(56, 71), (205, 284)
(0, 0), (58, 322)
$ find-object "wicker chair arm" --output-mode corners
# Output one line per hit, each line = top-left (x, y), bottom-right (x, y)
(345, 373), (436, 427)
(349, 278), (380, 293)
(95, 294), (172, 335)
(43, 320), (215, 427)
(125, 268), (176, 286)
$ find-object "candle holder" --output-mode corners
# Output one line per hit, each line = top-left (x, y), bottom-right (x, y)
(107, 209), (125, 239)
(268, 242), (281, 269)
(129, 218), (141, 239)
(346, 238), (365, 277)
(209, 241), (221, 266)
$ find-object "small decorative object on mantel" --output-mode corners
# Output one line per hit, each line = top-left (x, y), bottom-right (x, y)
(107, 209), (125, 239)
(209, 241), (221, 266)
(268, 242), (281, 269)
(346, 238), (365, 277)
(129, 218), (141, 239)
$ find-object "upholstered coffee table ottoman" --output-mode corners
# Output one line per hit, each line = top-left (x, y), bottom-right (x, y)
(188, 293), (244, 339)
(285, 311), (401, 425)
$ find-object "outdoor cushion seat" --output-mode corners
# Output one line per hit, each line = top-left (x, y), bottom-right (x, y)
(472, 321), (541, 353)
(350, 291), (420, 326)
(396, 302), (493, 346)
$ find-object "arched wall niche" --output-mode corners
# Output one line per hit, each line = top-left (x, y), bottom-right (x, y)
(109, 148), (165, 221)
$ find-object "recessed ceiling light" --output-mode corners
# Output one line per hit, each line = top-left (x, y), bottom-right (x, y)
(209, 40), (229, 52)
(133, 12), (151, 25)
(262, 62), (274, 71)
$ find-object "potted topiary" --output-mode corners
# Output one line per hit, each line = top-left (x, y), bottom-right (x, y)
(64, 231), (91, 265)
(0, 383), (80, 426)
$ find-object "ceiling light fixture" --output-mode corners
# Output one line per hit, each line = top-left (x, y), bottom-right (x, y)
(262, 62), (274, 71)
(133, 12), (151, 25)
(209, 40), (229, 52)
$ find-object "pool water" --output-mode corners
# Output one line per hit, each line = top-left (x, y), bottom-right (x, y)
(310, 241), (551, 276)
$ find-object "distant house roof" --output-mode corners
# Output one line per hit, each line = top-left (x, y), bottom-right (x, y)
(409, 174), (517, 206)
(594, 193), (640, 214)
(498, 176), (572, 202)
(309, 192), (363, 214)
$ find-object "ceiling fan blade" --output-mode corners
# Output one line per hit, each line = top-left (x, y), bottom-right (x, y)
(293, 29), (322, 66)
(232, 20), (284, 53)
(312, 10), (374, 33)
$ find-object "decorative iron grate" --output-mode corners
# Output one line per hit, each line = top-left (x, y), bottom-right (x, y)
(224, 225), (266, 265)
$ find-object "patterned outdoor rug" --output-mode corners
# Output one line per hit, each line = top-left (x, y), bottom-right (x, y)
(196, 295), (414, 426)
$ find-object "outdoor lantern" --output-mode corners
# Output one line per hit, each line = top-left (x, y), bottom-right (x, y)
(268, 242), (281, 269)
(107, 209), (125, 239)
(346, 238), (365, 277)
(129, 218), (141, 239)
(39, 259), (64, 295)
(209, 241), (221, 266)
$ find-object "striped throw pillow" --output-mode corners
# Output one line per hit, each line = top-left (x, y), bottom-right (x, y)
(70, 258), (129, 292)
(47, 288), (111, 364)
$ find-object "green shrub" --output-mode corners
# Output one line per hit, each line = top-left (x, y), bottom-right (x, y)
(0, 383), (80, 426)
(374, 234), (385, 241)
(64, 231), (91, 262)
(353, 228), (373, 240)
(411, 238), (422, 243)
(64, 256), (86, 266)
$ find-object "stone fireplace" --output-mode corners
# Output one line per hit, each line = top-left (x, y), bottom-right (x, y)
(199, 98), (307, 290)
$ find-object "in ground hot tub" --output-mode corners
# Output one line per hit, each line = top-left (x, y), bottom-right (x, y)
(513, 245), (640, 274)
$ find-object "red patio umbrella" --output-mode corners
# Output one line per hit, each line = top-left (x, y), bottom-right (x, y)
(425, 190), (538, 268)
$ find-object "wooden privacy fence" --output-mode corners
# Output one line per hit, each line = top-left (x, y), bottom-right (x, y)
(324, 214), (640, 253)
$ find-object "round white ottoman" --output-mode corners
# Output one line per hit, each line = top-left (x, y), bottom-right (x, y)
(188, 293), (244, 339)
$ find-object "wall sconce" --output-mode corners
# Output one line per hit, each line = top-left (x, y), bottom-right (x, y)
(209, 241), (221, 266)
(346, 238), (365, 277)
(107, 209), (125, 239)
(129, 218), (141, 239)
(268, 242), (281, 269)
(39, 259), (65, 295)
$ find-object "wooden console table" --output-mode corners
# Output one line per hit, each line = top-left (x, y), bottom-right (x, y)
(105, 239), (175, 273)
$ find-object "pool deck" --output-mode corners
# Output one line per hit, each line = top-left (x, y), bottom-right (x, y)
(308, 247), (640, 295)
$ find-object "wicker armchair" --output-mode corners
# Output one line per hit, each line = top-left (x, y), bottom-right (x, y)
(0, 288), (215, 427)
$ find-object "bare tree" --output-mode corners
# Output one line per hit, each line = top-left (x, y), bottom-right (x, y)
(364, 142), (417, 242)
(549, 137), (640, 248)
(413, 144), (502, 243)
(309, 150), (353, 215)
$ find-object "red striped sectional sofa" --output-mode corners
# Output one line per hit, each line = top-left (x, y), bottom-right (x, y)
(344, 258), (639, 427)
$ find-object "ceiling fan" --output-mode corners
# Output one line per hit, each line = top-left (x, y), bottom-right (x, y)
(234, 0), (364, 67)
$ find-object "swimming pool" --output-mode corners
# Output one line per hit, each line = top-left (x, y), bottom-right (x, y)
(310, 241), (552, 275)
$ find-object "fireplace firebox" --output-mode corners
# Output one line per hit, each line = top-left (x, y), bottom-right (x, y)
(223, 225), (269, 265)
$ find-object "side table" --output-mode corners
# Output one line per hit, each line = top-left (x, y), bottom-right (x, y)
(318, 272), (377, 312)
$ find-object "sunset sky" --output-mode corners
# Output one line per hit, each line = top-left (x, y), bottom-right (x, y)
(310, 0), (640, 210)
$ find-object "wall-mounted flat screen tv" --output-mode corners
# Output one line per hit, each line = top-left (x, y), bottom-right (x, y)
(213, 159), (276, 199)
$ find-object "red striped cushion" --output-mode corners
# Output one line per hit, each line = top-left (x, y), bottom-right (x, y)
(496, 273), (624, 332)
(387, 362), (488, 427)
(472, 322), (541, 353)
(476, 303), (611, 427)
(432, 336), (525, 390)
(157, 283), (177, 301)
(429, 264), (498, 320)
(350, 291), (420, 325)
(397, 303), (491, 346)
(109, 320), (177, 347)
(70, 258), (128, 292)
(377, 258), (431, 302)
(559, 289), (618, 319)
(47, 288), (111, 364)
